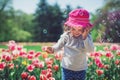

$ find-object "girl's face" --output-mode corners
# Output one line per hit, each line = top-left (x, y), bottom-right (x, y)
(70, 26), (84, 37)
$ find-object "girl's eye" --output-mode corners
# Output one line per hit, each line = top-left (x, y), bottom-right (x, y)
(78, 29), (82, 31)
(71, 28), (75, 31)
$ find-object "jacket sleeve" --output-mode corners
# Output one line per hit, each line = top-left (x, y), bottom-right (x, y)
(83, 34), (94, 53)
(52, 32), (68, 52)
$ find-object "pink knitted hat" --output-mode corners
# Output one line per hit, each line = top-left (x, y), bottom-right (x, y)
(64, 8), (93, 28)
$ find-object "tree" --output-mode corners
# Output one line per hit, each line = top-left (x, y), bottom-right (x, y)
(34, 0), (64, 42)
(0, 0), (33, 42)
(0, 0), (12, 41)
(93, 0), (120, 43)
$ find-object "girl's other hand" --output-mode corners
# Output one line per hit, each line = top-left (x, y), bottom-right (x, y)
(42, 46), (54, 53)
(82, 27), (91, 40)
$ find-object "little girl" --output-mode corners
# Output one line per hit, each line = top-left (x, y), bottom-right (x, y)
(43, 8), (94, 80)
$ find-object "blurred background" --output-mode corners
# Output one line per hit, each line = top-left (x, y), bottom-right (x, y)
(0, 0), (120, 43)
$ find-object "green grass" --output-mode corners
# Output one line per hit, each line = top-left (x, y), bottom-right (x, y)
(95, 45), (105, 51)
(0, 44), (106, 52)
(0, 44), (108, 51)
(0, 45), (8, 49)
(0, 45), (42, 52)
(24, 45), (42, 52)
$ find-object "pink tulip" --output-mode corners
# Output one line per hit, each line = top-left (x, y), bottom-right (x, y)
(40, 74), (47, 80)
(41, 70), (47, 75)
(106, 51), (113, 58)
(27, 64), (35, 72)
(2, 53), (12, 62)
(45, 58), (53, 65)
(54, 53), (63, 60)
(28, 50), (35, 55)
(0, 62), (6, 71)
(35, 52), (41, 57)
(94, 57), (104, 68)
(104, 46), (109, 51)
(110, 44), (119, 51)
(8, 40), (17, 51)
(93, 52), (102, 57)
(27, 54), (34, 60)
(19, 51), (27, 58)
(38, 61), (45, 68)
(8, 63), (14, 69)
(17, 45), (23, 51)
(40, 69), (53, 79)
(48, 77), (55, 80)
(32, 58), (39, 67)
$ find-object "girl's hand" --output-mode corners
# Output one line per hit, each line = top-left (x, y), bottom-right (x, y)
(42, 46), (54, 53)
(82, 27), (91, 40)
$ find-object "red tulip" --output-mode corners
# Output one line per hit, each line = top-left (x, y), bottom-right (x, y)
(28, 75), (36, 80)
(21, 72), (28, 79)
(53, 65), (59, 71)
(96, 69), (104, 76)
(115, 59), (120, 65)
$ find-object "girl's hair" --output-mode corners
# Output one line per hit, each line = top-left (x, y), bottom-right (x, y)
(63, 25), (71, 32)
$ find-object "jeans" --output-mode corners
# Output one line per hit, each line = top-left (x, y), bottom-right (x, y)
(62, 67), (86, 80)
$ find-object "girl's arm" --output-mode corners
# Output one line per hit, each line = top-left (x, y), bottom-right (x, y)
(42, 32), (68, 53)
(52, 32), (67, 52)
(82, 27), (91, 40)
(82, 27), (94, 53)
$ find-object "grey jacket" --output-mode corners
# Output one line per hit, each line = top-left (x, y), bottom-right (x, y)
(52, 32), (94, 71)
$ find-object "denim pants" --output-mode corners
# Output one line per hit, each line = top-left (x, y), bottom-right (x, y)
(62, 67), (86, 80)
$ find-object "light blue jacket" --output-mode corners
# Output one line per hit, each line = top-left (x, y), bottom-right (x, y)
(52, 32), (94, 71)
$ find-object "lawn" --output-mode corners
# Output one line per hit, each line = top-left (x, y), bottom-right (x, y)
(0, 43), (104, 51)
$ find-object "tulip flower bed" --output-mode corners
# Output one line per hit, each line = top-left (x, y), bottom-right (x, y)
(86, 44), (120, 80)
(0, 41), (120, 80)
(0, 41), (62, 80)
